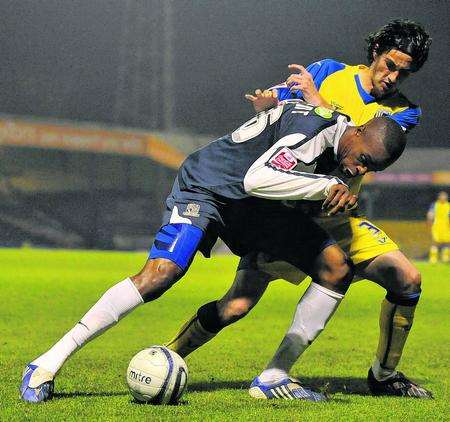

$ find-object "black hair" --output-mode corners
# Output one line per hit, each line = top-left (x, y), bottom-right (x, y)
(368, 117), (407, 169)
(366, 19), (431, 72)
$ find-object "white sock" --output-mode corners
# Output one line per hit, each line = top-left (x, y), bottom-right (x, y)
(259, 282), (344, 383)
(32, 278), (143, 375)
(371, 358), (397, 381)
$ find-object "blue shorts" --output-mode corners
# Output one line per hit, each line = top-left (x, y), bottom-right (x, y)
(149, 177), (224, 269)
(150, 177), (335, 274)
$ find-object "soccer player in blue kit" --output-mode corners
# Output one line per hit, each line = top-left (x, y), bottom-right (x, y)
(20, 100), (406, 402)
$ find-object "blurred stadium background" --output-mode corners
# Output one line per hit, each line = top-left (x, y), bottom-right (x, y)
(0, 1), (448, 259)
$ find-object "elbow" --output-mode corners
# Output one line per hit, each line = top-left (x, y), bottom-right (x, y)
(243, 172), (259, 196)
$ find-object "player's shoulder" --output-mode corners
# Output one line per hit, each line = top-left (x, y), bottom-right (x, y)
(306, 59), (347, 80)
(307, 58), (346, 74)
(273, 59), (347, 97)
(381, 91), (420, 110)
(306, 59), (347, 90)
(282, 100), (345, 137)
(380, 92), (421, 131)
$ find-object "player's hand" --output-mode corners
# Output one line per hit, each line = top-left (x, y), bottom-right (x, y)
(245, 89), (278, 112)
(322, 184), (358, 215)
(286, 64), (322, 106)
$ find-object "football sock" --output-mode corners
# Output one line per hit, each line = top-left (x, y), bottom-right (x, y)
(429, 245), (438, 263)
(259, 282), (344, 383)
(32, 278), (143, 375)
(165, 301), (220, 358)
(372, 292), (419, 382)
(441, 247), (449, 263)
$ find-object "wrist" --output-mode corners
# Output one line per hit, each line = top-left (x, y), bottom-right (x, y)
(323, 179), (342, 198)
(305, 92), (323, 107)
(323, 179), (339, 199)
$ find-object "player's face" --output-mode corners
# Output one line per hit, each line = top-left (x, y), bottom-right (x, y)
(370, 49), (413, 98)
(438, 192), (448, 202)
(338, 128), (388, 177)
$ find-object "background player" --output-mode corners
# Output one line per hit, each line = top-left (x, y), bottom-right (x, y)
(427, 191), (450, 263)
(165, 19), (433, 399)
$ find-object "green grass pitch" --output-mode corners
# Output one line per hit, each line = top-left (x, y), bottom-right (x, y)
(1, 248), (449, 421)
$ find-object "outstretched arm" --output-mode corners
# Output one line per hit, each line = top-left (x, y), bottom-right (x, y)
(245, 64), (334, 112)
(245, 89), (279, 113)
(426, 204), (434, 227)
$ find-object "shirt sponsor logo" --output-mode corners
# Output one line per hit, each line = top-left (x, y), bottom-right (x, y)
(183, 203), (200, 218)
(269, 147), (297, 170)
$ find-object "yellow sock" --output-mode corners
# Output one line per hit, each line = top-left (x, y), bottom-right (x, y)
(165, 314), (217, 358)
(374, 299), (416, 379)
(429, 245), (438, 263)
(441, 247), (449, 263)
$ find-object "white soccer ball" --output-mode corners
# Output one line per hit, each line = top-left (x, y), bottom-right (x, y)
(126, 346), (188, 404)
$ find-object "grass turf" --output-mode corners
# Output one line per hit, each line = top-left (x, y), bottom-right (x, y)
(0, 248), (449, 421)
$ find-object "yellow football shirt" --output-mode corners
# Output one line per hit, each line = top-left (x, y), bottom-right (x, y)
(274, 59), (421, 195)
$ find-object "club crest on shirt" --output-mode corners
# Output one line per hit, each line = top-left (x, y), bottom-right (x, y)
(183, 203), (200, 218)
(330, 100), (343, 110)
(314, 107), (333, 119)
(269, 147), (297, 170)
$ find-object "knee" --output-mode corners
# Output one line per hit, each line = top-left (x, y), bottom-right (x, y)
(131, 259), (183, 302)
(315, 247), (354, 294)
(385, 266), (422, 306)
(399, 266), (422, 294)
(324, 258), (354, 291)
(217, 297), (254, 326)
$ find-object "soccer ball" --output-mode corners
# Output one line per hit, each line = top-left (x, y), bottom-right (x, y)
(126, 346), (188, 404)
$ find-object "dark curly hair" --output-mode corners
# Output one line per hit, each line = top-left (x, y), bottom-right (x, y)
(366, 19), (432, 72)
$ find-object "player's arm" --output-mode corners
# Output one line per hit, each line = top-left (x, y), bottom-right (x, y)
(284, 64), (332, 109)
(245, 65), (328, 111)
(427, 203), (435, 227)
(243, 136), (357, 214)
(390, 106), (421, 131)
(244, 159), (355, 215)
(246, 59), (343, 112)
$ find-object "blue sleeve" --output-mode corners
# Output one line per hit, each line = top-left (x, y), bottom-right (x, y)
(273, 59), (345, 100)
(305, 59), (345, 90)
(389, 106), (421, 131)
(274, 85), (296, 100)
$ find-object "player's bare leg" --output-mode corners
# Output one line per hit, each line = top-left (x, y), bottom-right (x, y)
(166, 268), (272, 357)
(168, 244), (353, 401)
(356, 250), (433, 398)
(20, 258), (184, 403)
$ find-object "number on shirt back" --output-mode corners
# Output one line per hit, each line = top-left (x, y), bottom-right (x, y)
(231, 104), (284, 143)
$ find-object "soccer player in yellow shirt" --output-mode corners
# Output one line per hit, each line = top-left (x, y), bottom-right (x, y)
(165, 20), (433, 399)
(427, 191), (450, 263)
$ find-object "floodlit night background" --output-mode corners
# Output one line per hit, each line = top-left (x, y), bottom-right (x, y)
(0, 0), (449, 256)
